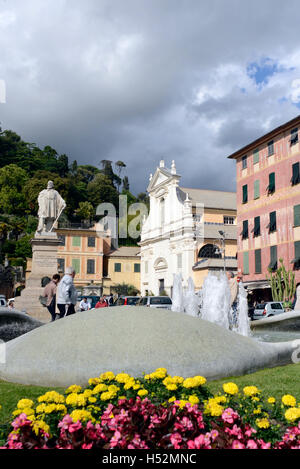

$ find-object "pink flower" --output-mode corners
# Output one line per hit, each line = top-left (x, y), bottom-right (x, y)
(82, 443), (93, 449)
(170, 432), (182, 449)
(69, 421), (82, 433)
(247, 440), (258, 449)
(222, 408), (239, 424)
(232, 440), (245, 449)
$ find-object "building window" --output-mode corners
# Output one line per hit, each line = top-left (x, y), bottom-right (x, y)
(253, 216), (261, 237)
(254, 180), (260, 200)
(269, 246), (277, 272)
(268, 140), (274, 156)
(58, 235), (65, 246)
(88, 237), (96, 248)
(87, 259), (95, 274)
(243, 252), (249, 275)
(177, 253), (182, 269)
(72, 236), (81, 247)
(114, 263), (121, 273)
(224, 216), (235, 225)
(198, 244), (221, 259)
(253, 149), (259, 164)
(267, 172), (275, 195)
(291, 162), (300, 186)
(58, 258), (65, 273)
(134, 263), (140, 273)
(242, 155), (247, 169)
(293, 241), (300, 270)
(255, 249), (261, 274)
(242, 220), (248, 240)
(290, 128), (298, 146)
(294, 205), (300, 227)
(269, 211), (277, 233)
(242, 185), (248, 204)
(72, 258), (80, 274)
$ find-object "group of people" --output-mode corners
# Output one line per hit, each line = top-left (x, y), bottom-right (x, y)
(44, 268), (115, 321)
(43, 267), (78, 321)
(79, 294), (114, 311)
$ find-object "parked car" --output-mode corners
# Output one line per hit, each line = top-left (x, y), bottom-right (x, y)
(137, 296), (172, 310)
(77, 295), (100, 310)
(114, 296), (140, 306)
(0, 295), (7, 307)
(252, 302), (285, 320)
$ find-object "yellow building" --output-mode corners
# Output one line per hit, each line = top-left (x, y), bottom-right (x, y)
(103, 246), (141, 295)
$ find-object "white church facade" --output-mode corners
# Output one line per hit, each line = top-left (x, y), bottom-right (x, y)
(140, 160), (238, 296)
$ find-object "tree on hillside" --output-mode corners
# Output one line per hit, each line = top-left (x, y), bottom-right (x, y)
(0, 164), (29, 215)
(87, 173), (119, 210)
(115, 161), (126, 193)
(74, 202), (95, 223)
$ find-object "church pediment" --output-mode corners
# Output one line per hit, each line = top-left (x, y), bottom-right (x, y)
(147, 167), (180, 193)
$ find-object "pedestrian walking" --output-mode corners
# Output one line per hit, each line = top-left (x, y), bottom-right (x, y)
(43, 274), (60, 322)
(57, 267), (78, 319)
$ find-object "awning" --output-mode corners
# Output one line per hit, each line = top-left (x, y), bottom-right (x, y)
(243, 280), (271, 291)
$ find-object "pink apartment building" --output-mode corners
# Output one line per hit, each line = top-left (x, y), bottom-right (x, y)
(228, 115), (300, 303)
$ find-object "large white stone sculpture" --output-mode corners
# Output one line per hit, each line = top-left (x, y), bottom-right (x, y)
(36, 181), (66, 234)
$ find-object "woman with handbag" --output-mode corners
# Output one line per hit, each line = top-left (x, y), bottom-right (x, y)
(43, 274), (61, 322)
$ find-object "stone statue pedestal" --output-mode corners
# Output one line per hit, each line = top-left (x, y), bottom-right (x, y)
(14, 234), (62, 322)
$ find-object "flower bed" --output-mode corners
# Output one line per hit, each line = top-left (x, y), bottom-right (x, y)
(1, 368), (300, 449)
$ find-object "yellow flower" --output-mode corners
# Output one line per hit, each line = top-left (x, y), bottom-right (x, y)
(100, 372), (115, 381)
(17, 399), (34, 410)
(285, 407), (300, 422)
(70, 409), (93, 423)
(215, 395), (227, 404)
(204, 398), (224, 417)
(13, 407), (35, 418)
(38, 391), (65, 404)
(124, 379), (135, 390)
(256, 418), (270, 429)
(268, 397), (276, 404)
(88, 396), (97, 404)
(100, 391), (116, 401)
(189, 395), (199, 406)
(166, 384), (178, 391)
(253, 408), (262, 415)
(92, 383), (108, 394)
(168, 396), (176, 403)
(183, 376), (206, 388)
(137, 389), (148, 397)
(65, 393), (87, 407)
(65, 385), (82, 394)
(88, 377), (101, 386)
(243, 386), (259, 397)
(282, 395), (297, 407)
(115, 373), (131, 383)
(32, 419), (50, 436)
(118, 396), (126, 400)
(223, 382), (239, 395)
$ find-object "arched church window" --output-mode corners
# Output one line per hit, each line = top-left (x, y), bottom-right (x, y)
(198, 244), (221, 259)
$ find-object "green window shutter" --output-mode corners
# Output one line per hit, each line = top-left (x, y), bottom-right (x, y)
(114, 263), (121, 273)
(254, 180), (260, 199)
(254, 216), (260, 237)
(255, 249), (261, 273)
(268, 172), (275, 194)
(292, 163), (300, 185)
(72, 258), (80, 274)
(134, 263), (140, 273)
(269, 211), (277, 232)
(72, 236), (81, 247)
(87, 259), (95, 274)
(242, 220), (248, 239)
(295, 241), (300, 258)
(243, 252), (249, 275)
(242, 185), (248, 204)
(269, 246), (277, 271)
(294, 205), (300, 227)
(268, 140), (274, 156)
(253, 149), (259, 164)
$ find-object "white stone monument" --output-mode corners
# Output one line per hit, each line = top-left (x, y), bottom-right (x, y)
(14, 182), (66, 321)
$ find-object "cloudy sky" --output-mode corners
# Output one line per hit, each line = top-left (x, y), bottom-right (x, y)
(1, 0), (300, 194)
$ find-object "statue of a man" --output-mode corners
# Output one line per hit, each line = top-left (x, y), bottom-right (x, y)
(37, 181), (66, 233)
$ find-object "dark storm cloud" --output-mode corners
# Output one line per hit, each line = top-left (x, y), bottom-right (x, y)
(1, 0), (300, 194)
